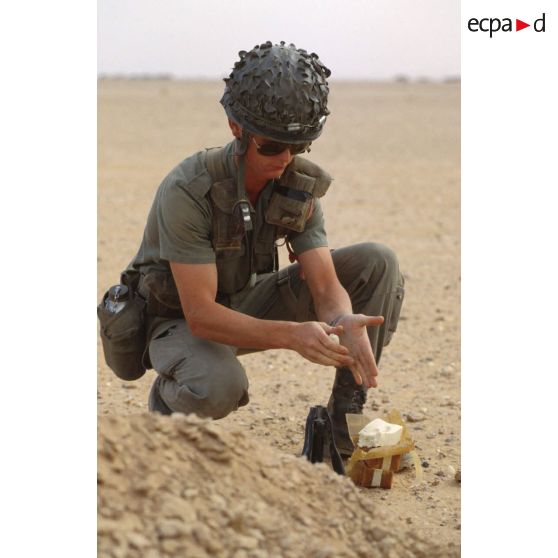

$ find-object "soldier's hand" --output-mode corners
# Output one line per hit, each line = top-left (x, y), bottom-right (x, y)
(291, 322), (355, 368)
(335, 314), (384, 388)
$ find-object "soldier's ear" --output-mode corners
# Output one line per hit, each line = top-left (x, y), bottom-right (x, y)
(228, 119), (242, 139)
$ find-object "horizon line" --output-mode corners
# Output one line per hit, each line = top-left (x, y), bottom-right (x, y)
(97, 73), (461, 83)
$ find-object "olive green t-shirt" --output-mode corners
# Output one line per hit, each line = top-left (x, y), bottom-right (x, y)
(129, 141), (328, 291)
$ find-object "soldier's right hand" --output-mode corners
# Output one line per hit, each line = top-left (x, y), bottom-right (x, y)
(290, 322), (355, 368)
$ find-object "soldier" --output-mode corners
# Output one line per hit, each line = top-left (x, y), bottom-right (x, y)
(107, 41), (404, 456)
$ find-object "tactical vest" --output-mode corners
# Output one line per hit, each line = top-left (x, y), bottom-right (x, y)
(205, 147), (332, 297)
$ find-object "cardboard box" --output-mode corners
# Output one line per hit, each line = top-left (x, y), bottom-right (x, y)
(345, 410), (416, 489)
(357, 466), (394, 489)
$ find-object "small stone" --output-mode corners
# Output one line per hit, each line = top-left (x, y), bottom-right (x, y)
(447, 465), (456, 477)
(421, 460), (429, 468)
(209, 494), (227, 510)
(455, 468), (461, 483)
(109, 546), (127, 558)
(440, 366), (454, 378)
(97, 519), (117, 535)
(161, 539), (182, 554)
(405, 412), (426, 423)
(126, 532), (149, 548)
(235, 535), (259, 550)
(182, 488), (199, 498)
(157, 519), (188, 539)
(132, 481), (151, 496)
(99, 506), (115, 518)
(369, 527), (388, 541)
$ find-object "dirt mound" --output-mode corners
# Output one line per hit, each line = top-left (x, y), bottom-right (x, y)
(98, 413), (457, 558)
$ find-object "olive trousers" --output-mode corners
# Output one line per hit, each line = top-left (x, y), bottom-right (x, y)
(147, 242), (405, 418)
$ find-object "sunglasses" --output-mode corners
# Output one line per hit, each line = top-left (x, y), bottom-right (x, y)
(251, 137), (311, 157)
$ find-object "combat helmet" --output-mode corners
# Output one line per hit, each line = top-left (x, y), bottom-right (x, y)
(220, 41), (331, 144)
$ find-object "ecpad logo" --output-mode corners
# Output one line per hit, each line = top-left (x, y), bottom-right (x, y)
(468, 13), (546, 37)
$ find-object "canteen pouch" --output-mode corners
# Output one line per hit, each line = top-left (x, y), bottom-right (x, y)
(140, 269), (184, 319)
(97, 289), (147, 381)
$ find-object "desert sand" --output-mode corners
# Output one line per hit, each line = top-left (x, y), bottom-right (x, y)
(98, 79), (460, 556)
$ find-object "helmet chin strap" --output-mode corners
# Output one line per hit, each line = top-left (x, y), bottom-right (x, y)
(237, 129), (250, 155)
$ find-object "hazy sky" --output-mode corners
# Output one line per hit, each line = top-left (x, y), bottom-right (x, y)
(98, 0), (460, 80)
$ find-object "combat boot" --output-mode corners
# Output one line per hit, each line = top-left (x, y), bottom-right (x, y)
(326, 367), (367, 456)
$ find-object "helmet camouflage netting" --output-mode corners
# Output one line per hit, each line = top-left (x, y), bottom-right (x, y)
(220, 41), (331, 143)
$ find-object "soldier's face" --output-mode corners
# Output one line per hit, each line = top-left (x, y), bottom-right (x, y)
(228, 119), (294, 180)
(246, 134), (294, 179)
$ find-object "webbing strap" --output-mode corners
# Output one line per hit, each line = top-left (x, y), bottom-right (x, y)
(205, 147), (229, 182)
(206, 146), (252, 232)
(205, 144), (246, 198)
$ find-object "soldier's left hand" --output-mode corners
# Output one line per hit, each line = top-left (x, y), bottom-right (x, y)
(335, 314), (384, 388)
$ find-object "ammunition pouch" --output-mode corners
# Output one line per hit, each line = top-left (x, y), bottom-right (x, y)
(265, 156), (332, 233)
(210, 178), (245, 252)
(139, 269), (183, 319)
